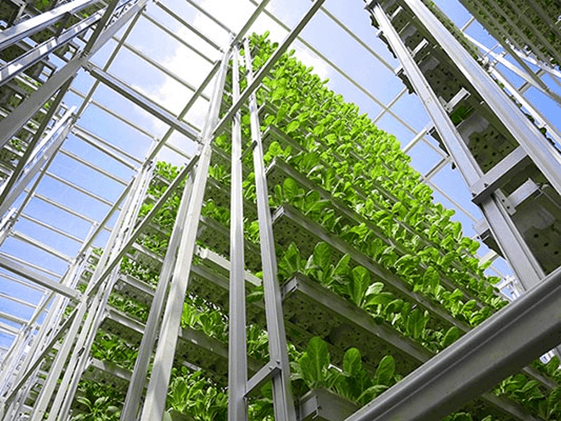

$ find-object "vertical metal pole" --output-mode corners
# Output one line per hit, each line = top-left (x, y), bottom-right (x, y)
(48, 162), (154, 421)
(244, 37), (297, 421)
(139, 48), (230, 421)
(402, 0), (561, 194)
(120, 161), (197, 420)
(228, 43), (248, 421)
(0, 254), (85, 416)
(368, 3), (545, 289)
(29, 163), (151, 421)
(479, 198), (544, 288)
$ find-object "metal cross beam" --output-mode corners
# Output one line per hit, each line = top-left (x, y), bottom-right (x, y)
(346, 266), (561, 421)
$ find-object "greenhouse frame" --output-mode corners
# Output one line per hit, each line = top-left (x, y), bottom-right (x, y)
(0, 0), (560, 420)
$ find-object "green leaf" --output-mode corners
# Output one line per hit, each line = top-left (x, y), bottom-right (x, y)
(283, 178), (299, 201)
(374, 355), (395, 386)
(312, 242), (331, 270)
(76, 396), (92, 408)
(357, 385), (388, 404)
(348, 266), (370, 307)
(276, 103), (289, 124)
(325, 133), (337, 145)
(460, 299), (477, 314)
(422, 266), (440, 294)
(333, 254), (350, 277)
(364, 291), (394, 309)
(406, 308), (428, 340)
(264, 114), (275, 126)
(271, 87), (286, 102)
(285, 120), (300, 134)
(246, 288), (264, 303)
(365, 281), (384, 297)
(299, 337), (330, 388)
(384, 299), (404, 315)
(441, 326), (460, 348)
(313, 125), (325, 136)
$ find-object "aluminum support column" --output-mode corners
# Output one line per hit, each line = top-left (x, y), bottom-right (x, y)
(120, 159), (197, 420)
(0, 254), (85, 419)
(46, 161), (154, 421)
(368, 3), (544, 288)
(244, 37), (297, 421)
(29, 157), (152, 421)
(228, 43), (248, 421)
(139, 49), (230, 421)
(0, 0), (149, 149)
(213, 0), (325, 136)
(345, 266), (561, 421)
(402, 0), (561, 194)
(0, 0), (102, 51)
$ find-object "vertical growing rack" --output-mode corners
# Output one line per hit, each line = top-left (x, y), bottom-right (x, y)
(0, 0), (561, 420)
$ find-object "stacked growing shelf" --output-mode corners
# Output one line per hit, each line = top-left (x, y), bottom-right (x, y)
(0, 0), (109, 217)
(39, 31), (561, 421)
(367, 0), (561, 287)
(454, 0), (561, 68)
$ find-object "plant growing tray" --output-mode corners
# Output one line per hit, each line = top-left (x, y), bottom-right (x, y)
(266, 158), (487, 309)
(298, 388), (358, 421)
(272, 203), (468, 333)
(98, 307), (262, 385)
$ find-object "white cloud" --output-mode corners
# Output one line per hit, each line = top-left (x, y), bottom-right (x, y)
(292, 45), (332, 81)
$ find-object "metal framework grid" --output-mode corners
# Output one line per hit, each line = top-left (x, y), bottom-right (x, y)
(0, 0), (560, 420)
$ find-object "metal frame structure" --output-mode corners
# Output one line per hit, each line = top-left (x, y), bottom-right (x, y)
(0, 0), (560, 419)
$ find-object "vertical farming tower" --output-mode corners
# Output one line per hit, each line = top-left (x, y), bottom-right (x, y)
(0, 0), (560, 420)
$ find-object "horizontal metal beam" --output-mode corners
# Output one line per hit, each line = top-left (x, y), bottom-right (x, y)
(346, 266), (561, 421)
(0, 290), (36, 309)
(156, 1), (221, 51)
(0, 0), (149, 150)
(185, 0), (232, 34)
(0, 255), (80, 300)
(87, 154), (200, 296)
(0, 0), (102, 51)
(71, 124), (141, 168)
(0, 321), (19, 337)
(0, 107), (74, 217)
(247, 0), (419, 137)
(214, 0), (325, 136)
(141, 12), (215, 65)
(0, 310), (27, 326)
(0, 11), (102, 86)
(84, 63), (200, 142)
(472, 146), (530, 204)
(11, 230), (73, 263)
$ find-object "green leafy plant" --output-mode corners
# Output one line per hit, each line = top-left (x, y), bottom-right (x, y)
(72, 381), (122, 421)
(167, 368), (227, 420)
(291, 337), (395, 406)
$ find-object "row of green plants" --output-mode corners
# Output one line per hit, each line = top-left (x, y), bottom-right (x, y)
(243, 35), (498, 277)
(75, 31), (561, 421)
(197, 154), (502, 333)
(461, 0), (560, 67)
(277, 241), (463, 353)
